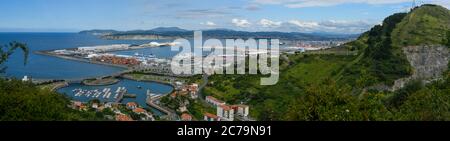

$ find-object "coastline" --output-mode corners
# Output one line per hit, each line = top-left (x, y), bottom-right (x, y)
(34, 50), (130, 69)
(81, 78), (120, 86)
(120, 75), (175, 94)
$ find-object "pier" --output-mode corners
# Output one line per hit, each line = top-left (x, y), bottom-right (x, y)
(145, 90), (178, 120)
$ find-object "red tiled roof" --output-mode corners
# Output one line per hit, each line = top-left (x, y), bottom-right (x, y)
(170, 92), (177, 97)
(220, 105), (232, 111)
(231, 104), (249, 109)
(126, 102), (137, 107)
(115, 114), (133, 121)
(181, 113), (193, 121)
(204, 113), (219, 119)
(206, 96), (225, 104)
(179, 91), (189, 96)
(133, 108), (146, 113)
(74, 101), (82, 107)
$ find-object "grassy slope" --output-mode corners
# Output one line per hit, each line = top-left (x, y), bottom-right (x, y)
(201, 5), (450, 121)
(392, 4), (450, 47)
(204, 55), (357, 120)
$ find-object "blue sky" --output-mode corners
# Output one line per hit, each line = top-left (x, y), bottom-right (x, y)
(0, 0), (448, 33)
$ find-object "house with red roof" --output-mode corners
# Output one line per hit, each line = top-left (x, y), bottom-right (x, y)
(204, 113), (220, 121)
(133, 108), (146, 114)
(217, 105), (235, 121)
(181, 113), (193, 121)
(206, 96), (226, 107)
(126, 102), (138, 109)
(115, 114), (133, 121)
(231, 105), (250, 117)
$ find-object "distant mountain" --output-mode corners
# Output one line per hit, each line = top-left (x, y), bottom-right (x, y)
(85, 27), (355, 41)
(150, 27), (189, 32)
(78, 29), (119, 35)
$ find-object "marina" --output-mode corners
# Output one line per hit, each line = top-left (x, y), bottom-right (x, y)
(58, 78), (174, 111)
(72, 87), (126, 102)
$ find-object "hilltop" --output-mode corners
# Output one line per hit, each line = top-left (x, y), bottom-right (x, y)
(79, 27), (357, 41)
(341, 4), (450, 89)
(392, 4), (450, 46)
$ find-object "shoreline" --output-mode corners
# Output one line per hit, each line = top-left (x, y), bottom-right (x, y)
(119, 75), (175, 94)
(34, 50), (130, 69)
(81, 78), (120, 86)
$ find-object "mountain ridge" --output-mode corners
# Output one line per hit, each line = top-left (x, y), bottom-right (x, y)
(79, 27), (358, 40)
(342, 4), (450, 89)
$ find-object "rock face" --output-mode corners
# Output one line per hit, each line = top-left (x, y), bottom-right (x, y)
(391, 45), (449, 91)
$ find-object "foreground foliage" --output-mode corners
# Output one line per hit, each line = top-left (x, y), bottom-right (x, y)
(0, 79), (104, 121)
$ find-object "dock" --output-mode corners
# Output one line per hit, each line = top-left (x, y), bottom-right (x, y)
(145, 90), (178, 120)
(115, 87), (126, 103)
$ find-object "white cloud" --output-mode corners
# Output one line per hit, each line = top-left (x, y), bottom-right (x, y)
(275, 19), (376, 33)
(232, 18), (252, 27)
(252, 0), (413, 8)
(259, 19), (282, 27)
(201, 21), (217, 27)
(288, 20), (320, 29)
(427, 0), (450, 8)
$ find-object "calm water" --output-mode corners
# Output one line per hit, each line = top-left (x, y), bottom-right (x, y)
(0, 33), (175, 113)
(57, 79), (173, 115)
(0, 32), (177, 79)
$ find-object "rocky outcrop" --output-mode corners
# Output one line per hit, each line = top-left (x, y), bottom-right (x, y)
(391, 45), (449, 91)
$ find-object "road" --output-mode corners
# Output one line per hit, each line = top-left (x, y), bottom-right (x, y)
(197, 73), (209, 102)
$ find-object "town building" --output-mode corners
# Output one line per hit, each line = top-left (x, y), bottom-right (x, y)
(72, 101), (86, 111)
(115, 114), (133, 121)
(78, 44), (130, 52)
(22, 76), (31, 82)
(181, 113), (193, 121)
(133, 108), (146, 114)
(92, 103), (99, 109)
(97, 106), (105, 112)
(73, 101), (82, 107)
(104, 102), (114, 108)
(217, 105), (234, 121)
(180, 83), (199, 99)
(79, 105), (88, 111)
(231, 105), (250, 117)
(206, 96), (226, 107)
(204, 113), (220, 121)
(179, 105), (188, 113)
(126, 102), (138, 109)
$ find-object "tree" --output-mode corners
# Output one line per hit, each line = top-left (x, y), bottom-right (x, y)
(446, 30), (450, 47)
(0, 41), (29, 73)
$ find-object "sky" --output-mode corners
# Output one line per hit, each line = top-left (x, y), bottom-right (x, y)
(0, 0), (448, 33)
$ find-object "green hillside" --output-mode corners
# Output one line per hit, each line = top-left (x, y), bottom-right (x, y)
(201, 4), (450, 121)
(342, 13), (412, 87)
(392, 4), (450, 46)
(342, 4), (450, 87)
(0, 79), (106, 121)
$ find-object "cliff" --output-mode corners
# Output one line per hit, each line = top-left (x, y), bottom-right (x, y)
(392, 45), (449, 91)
